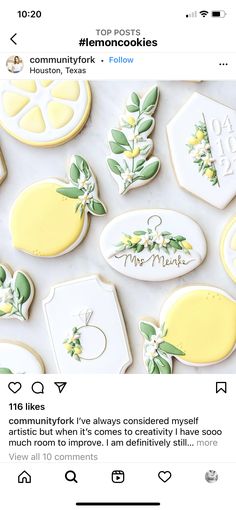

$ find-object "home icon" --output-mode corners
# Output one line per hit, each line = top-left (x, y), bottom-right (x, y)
(18, 471), (31, 484)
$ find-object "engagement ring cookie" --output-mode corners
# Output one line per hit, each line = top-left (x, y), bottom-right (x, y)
(0, 80), (91, 147)
(107, 85), (160, 194)
(167, 92), (236, 209)
(0, 263), (34, 320)
(139, 286), (236, 374)
(0, 147), (7, 185)
(10, 155), (107, 257)
(43, 275), (132, 373)
(100, 209), (206, 281)
(220, 216), (236, 282)
(0, 340), (44, 374)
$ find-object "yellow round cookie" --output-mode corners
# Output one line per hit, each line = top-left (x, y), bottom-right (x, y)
(10, 155), (107, 258)
(10, 181), (86, 257)
(0, 80), (91, 147)
(163, 288), (236, 364)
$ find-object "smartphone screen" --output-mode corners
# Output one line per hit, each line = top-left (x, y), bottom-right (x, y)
(0, 2), (235, 509)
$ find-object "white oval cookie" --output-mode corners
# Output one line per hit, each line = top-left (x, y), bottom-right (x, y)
(0, 341), (45, 374)
(100, 209), (207, 281)
(167, 92), (236, 209)
(0, 80), (91, 147)
(220, 216), (236, 282)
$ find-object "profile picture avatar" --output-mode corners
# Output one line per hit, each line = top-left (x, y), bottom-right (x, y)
(6, 55), (24, 73)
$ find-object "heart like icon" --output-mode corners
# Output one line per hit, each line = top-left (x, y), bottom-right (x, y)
(8, 382), (22, 394)
(158, 470), (172, 483)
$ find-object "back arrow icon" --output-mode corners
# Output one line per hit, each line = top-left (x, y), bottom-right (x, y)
(10, 33), (17, 45)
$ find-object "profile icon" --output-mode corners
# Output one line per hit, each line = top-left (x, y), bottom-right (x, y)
(6, 55), (24, 73)
(205, 470), (218, 483)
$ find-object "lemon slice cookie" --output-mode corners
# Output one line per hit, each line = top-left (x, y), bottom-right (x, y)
(220, 216), (236, 282)
(139, 285), (236, 374)
(0, 80), (91, 146)
(0, 340), (44, 374)
(10, 155), (107, 257)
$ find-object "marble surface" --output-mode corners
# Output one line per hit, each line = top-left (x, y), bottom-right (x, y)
(0, 80), (236, 374)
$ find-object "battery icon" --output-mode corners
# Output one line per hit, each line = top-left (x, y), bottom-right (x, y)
(211, 10), (227, 17)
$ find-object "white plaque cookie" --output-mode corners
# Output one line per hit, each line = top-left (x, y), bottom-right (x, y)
(139, 285), (236, 374)
(43, 275), (132, 373)
(107, 85), (160, 194)
(167, 92), (236, 209)
(100, 209), (207, 281)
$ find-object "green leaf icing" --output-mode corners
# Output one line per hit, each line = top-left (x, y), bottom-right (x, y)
(14, 272), (31, 304)
(0, 368), (13, 374)
(107, 85), (160, 194)
(139, 320), (185, 375)
(0, 265), (6, 283)
(187, 115), (219, 187)
(56, 155), (107, 217)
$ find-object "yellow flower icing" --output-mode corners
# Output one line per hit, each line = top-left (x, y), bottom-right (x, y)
(164, 289), (236, 363)
(10, 182), (84, 257)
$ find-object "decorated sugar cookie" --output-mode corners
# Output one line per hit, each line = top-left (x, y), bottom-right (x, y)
(100, 209), (206, 281)
(220, 216), (236, 282)
(139, 286), (236, 374)
(43, 275), (132, 373)
(107, 85), (160, 194)
(0, 80), (91, 147)
(0, 264), (34, 320)
(167, 92), (236, 209)
(0, 147), (7, 185)
(0, 340), (44, 374)
(10, 155), (107, 258)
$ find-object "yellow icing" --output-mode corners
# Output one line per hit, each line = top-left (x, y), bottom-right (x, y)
(19, 107), (46, 133)
(230, 233), (236, 250)
(51, 81), (80, 101)
(11, 80), (37, 93)
(3, 92), (29, 117)
(10, 182), (85, 257)
(47, 102), (74, 129)
(40, 80), (53, 87)
(164, 290), (236, 363)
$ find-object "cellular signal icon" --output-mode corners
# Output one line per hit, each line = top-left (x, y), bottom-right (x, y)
(199, 10), (209, 17)
(186, 11), (197, 18)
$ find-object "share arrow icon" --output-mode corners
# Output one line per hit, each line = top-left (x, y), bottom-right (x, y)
(54, 382), (67, 394)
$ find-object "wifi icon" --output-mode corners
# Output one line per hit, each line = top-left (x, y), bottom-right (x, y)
(199, 10), (209, 17)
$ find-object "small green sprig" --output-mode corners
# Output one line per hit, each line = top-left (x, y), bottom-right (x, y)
(57, 155), (107, 217)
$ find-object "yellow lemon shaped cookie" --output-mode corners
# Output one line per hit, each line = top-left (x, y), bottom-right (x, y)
(220, 216), (236, 283)
(140, 286), (236, 374)
(10, 155), (107, 258)
(162, 288), (236, 364)
(0, 80), (91, 147)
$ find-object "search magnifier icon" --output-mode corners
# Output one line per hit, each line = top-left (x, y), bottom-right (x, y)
(65, 470), (78, 483)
